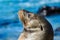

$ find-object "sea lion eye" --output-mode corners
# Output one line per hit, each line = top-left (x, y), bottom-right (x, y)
(28, 13), (31, 17)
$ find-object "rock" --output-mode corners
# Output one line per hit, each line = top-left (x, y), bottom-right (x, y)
(37, 6), (60, 16)
(55, 27), (60, 31)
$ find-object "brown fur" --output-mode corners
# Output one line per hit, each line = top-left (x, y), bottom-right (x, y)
(18, 10), (54, 40)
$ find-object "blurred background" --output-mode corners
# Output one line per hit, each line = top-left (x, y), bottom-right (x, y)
(0, 0), (60, 40)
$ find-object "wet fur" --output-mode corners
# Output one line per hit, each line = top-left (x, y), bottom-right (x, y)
(18, 10), (54, 40)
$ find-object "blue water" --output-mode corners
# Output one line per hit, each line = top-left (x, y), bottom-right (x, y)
(0, 0), (60, 40)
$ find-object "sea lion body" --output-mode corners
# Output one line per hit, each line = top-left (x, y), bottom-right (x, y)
(18, 10), (54, 40)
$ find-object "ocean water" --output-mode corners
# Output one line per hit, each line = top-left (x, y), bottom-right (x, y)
(0, 0), (60, 40)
